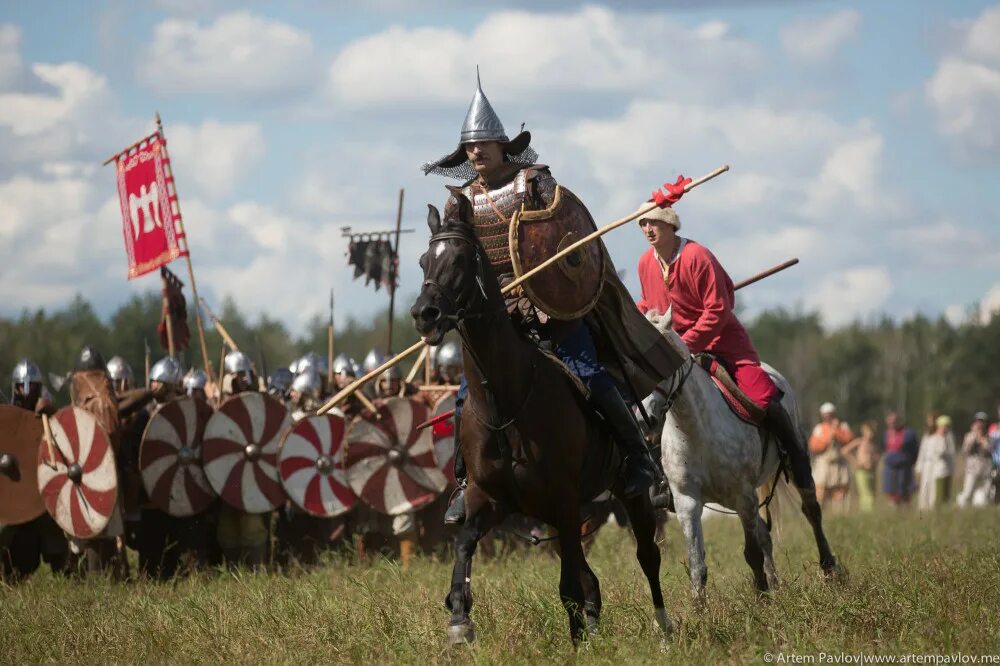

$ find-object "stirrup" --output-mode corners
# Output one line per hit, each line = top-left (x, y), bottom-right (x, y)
(443, 486), (466, 526)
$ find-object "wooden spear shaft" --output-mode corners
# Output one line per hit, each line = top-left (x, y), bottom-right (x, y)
(405, 346), (429, 384)
(503, 165), (729, 295)
(199, 297), (240, 351)
(732, 258), (799, 291)
(386, 188), (405, 354)
(327, 288), (335, 386)
(317, 165), (728, 415)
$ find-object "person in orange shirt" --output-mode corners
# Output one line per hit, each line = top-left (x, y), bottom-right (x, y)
(808, 402), (854, 510)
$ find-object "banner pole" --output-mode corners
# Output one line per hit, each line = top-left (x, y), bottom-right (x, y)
(386, 188), (404, 354)
(156, 112), (215, 384)
(160, 270), (176, 358)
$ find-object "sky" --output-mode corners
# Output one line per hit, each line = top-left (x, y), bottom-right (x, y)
(0, 0), (998, 334)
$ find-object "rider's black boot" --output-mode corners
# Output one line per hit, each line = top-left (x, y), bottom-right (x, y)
(762, 399), (816, 491)
(591, 384), (657, 498)
(443, 416), (467, 526)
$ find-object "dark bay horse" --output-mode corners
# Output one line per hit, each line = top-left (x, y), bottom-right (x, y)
(410, 196), (670, 645)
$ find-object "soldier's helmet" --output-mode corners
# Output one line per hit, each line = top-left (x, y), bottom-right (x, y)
(296, 352), (328, 378)
(224, 351), (255, 377)
(106, 356), (134, 389)
(150, 357), (183, 386)
(182, 368), (208, 394)
(332, 354), (357, 378)
(378, 365), (403, 383)
(11, 358), (43, 397)
(363, 349), (386, 374)
(291, 368), (322, 401)
(435, 341), (462, 370)
(268, 367), (294, 395)
(75, 346), (106, 372)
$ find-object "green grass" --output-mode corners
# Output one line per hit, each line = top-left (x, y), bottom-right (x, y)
(2, 507), (999, 664)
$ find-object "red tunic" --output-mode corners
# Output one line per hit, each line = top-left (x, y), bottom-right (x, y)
(637, 241), (779, 408)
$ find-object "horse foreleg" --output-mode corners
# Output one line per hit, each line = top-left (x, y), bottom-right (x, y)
(578, 557), (602, 635)
(621, 493), (672, 636)
(674, 491), (707, 606)
(796, 486), (842, 579)
(556, 518), (589, 645)
(444, 489), (501, 645)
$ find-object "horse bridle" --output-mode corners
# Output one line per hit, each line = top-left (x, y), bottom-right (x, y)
(421, 228), (536, 432)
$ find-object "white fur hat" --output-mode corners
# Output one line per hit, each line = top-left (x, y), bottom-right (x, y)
(636, 205), (681, 230)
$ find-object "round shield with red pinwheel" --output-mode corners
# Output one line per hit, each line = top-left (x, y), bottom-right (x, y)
(278, 413), (356, 518)
(344, 397), (448, 515)
(431, 393), (458, 484)
(36, 406), (118, 539)
(139, 396), (217, 517)
(202, 392), (291, 514)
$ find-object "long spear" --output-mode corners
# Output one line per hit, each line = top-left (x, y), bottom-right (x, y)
(328, 288), (335, 386)
(414, 256), (801, 430)
(317, 165), (728, 415)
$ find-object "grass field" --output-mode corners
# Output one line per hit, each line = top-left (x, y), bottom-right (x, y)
(2, 506), (998, 664)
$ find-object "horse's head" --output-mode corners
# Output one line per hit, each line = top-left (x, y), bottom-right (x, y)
(411, 195), (491, 345)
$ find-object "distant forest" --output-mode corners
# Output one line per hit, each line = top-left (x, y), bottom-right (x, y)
(2, 292), (998, 434)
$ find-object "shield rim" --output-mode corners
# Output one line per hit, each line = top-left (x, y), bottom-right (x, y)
(509, 185), (604, 321)
(277, 412), (357, 518)
(0, 405), (46, 525)
(36, 406), (118, 539)
(139, 395), (217, 517)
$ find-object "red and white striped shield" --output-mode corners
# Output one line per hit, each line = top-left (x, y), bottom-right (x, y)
(202, 392), (290, 514)
(36, 406), (118, 539)
(278, 414), (356, 517)
(139, 396), (216, 517)
(344, 397), (448, 515)
(431, 393), (458, 485)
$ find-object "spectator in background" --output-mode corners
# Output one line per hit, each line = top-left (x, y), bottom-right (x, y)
(991, 405), (1000, 504)
(957, 412), (995, 508)
(916, 414), (956, 510)
(882, 411), (919, 506)
(843, 421), (880, 512)
(809, 402), (854, 511)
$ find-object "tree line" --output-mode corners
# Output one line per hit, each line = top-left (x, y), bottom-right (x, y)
(2, 292), (998, 433)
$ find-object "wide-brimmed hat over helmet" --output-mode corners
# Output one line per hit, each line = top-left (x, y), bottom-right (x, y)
(421, 68), (537, 181)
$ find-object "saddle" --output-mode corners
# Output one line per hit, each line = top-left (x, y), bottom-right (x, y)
(692, 353), (765, 425)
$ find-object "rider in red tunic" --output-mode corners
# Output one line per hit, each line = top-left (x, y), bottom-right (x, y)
(634, 205), (815, 491)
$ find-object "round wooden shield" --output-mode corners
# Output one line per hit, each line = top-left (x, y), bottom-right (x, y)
(202, 392), (290, 513)
(510, 186), (604, 321)
(431, 394), (457, 485)
(278, 413), (356, 518)
(36, 406), (118, 539)
(0, 405), (46, 525)
(139, 396), (217, 517)
(344, 397), (448, 515)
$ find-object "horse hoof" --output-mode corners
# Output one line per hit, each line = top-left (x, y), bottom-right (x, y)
(447, 622), (476, 646)
(585, 615), (600, 636)
(823, 559), (848, 584)
(654, 607), (673, 637)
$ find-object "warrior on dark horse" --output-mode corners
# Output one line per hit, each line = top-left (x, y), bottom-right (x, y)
(412, 73), (688, 643)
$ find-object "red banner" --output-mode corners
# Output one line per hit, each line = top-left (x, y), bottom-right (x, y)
(115, 133), (187, 279)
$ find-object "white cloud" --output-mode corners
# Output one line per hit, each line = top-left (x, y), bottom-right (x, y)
(327, 7), (763, 106)
(138, 11), (318, 97)
(925, 6), (1000, 162)
(781, 10), (861, 64)
(0, 62), (111, 136)
(805, 267), (893, 327)
(980, 283), (1000, 322)
(165, 120), (265, 199)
